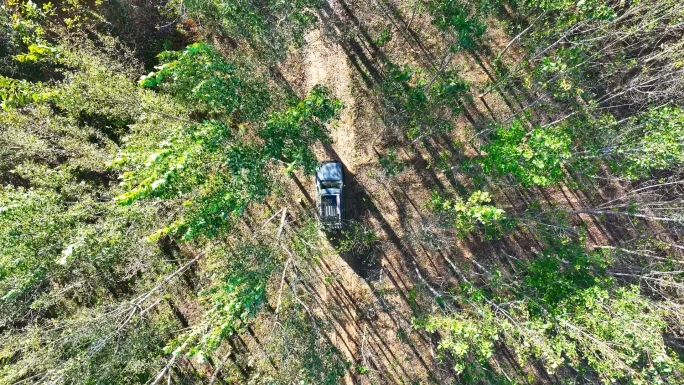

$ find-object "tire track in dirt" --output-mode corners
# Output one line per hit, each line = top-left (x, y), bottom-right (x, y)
(304, 28), (357, 171)
(302, 27), (366, 384)
(300, 26), (446, 384)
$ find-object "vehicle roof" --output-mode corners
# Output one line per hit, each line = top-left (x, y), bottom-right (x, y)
(316, 162), (343, 182)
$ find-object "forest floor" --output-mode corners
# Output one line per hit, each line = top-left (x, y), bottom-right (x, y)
(4, 0), (681, 384)
(281, 25), (447, 384)
(240, 0), (613, 383)
(271, 0), (497, 383)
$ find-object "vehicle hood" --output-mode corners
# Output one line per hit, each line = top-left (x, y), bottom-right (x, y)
(316, 162), (343, 182)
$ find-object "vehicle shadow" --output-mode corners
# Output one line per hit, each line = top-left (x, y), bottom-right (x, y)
(318, 144), (383, 280)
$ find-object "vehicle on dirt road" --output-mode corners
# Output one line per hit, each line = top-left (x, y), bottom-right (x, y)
(315, 161), (344, 231)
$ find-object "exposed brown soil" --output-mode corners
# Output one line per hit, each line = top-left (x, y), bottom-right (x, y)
(266, 0), (522, 382)
(222, 0), (654, 383)
(281, 22), (450, 383)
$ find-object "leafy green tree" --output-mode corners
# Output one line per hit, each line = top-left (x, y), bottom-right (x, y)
(427, 0), (494, 52)
(116, 79), (340, 240)
(164, 242), (276, 360)
(0, 29), (184, 383)
(480, 107), (684, 187)
(139, 42), (270, 120)
(380, 64), (469, 140)
(480, 119), (571, 186)
(260, 85), (342, 173)
(603, 106), (684, 179)
(430, 190), (505, 236)
(416, 244), (683, 383)
(169, 0), (322, 59)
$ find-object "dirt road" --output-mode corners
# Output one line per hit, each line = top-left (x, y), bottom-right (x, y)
(304, 28), (357, 172)
(291, 23), (454, 384)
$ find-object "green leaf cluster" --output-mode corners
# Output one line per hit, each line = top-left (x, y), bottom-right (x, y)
(430, 190), (505, 236)
(117, 77), (340, 240)
(260, 85), (343, 174)
(427, 0), (495, 52)
(378, 150), (406, 177)
(609, 106), (684, 179)
(172, 0), (321, 59)
(335, 222), (378, 255)
(164, 242), (275, 359)
(417, 245), (681, 383)
(381, 64), (469, 140)
(139, 42), (270, 120)
(481, 119), (571, 186)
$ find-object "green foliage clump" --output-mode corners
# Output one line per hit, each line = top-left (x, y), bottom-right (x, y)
(416, 304), (500, 374)
(0, 31), (180, 383)
(1, 0), (52, 60)
(0, 4), (21, 69)
(533, 46), (588, 100)
(430, 190), (505, 236)
(173, 0), (321, 58)
(0, 99), (158, 323)
(416, 245), (681, 383)
(259, 286), (350, 384)
(374, 25), (393, 47)
(115, 117), (272, 242)
(291, 218), (326, 262)
(481, 119), (571, 186)
(261, 85), (343, 174)
(164, 242), (275, 360)
(381, 64), (469, 140)
(480, 107), (684, 186)
(335, 222), (378, 256)
(378, 150), (406, 177)
(609, 106), (684, 179)
(427, 0), (495, 51)
(139, 42), (270, 120)
(0, 186), (67, 302)
(521, 0), (615, 41)
(116, 76), (340, 240)
(0, 74), (50, 109)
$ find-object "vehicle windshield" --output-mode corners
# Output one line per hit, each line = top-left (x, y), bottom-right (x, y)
(320, 180), (342, 189)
